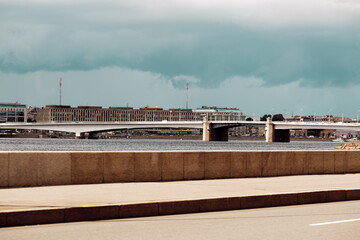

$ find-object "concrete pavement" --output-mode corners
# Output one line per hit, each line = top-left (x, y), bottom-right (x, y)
(2, 201), (360, 240)
(1, 174), (360, 227)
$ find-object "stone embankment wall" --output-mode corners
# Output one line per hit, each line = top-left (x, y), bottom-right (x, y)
(0, 151), (359, 188)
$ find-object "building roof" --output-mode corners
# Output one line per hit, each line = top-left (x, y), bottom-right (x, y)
(0, 102), (27, 108)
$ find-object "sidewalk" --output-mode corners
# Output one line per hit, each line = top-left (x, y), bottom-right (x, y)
(1, 174), (360, 227)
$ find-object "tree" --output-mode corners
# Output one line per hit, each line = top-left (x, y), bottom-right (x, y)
(260, 114), (272, 121)
(246, 117), (253, 121)
(260, 114), (284, 121)
(272, 114), (284, 121)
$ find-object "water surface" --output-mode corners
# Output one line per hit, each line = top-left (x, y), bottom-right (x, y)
(0, 138), (341, 151)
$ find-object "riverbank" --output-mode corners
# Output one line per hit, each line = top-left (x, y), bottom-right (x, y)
(0, 133), (41, 139)
(336, 141), (360, 150)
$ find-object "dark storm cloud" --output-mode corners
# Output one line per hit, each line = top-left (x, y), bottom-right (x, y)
(1, 0), (360, 88)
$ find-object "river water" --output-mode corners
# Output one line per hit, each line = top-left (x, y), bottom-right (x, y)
(0, 138), (341, 151)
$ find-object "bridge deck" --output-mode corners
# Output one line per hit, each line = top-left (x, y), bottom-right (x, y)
(1, 121), (359, 141)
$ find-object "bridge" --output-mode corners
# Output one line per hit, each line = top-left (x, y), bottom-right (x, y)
(0, 120), (359, 142)
(265, 121), (360, 142)
(0, 121), (204, 140)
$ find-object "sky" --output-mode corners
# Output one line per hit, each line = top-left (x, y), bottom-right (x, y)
(1, 0), (360, 119)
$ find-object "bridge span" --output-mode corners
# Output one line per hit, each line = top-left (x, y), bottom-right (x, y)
(0, 120), (359, 142)
(0, 121), (204, 139)
(265, 121), (360, 142)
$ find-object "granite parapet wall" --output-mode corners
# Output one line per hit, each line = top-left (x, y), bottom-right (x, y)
(0, 151), (359, 188)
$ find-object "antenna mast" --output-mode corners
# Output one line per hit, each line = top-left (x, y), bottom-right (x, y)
(186, 82), (189, 109)
(59, 77), (62, 105)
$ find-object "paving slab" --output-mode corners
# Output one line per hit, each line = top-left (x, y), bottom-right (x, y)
(1, 174), (360, 227)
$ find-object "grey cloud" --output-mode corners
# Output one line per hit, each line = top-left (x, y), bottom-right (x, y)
(0, 1), (359, 89)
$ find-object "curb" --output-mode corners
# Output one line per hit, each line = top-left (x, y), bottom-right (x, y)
(1, 189), (360, 228)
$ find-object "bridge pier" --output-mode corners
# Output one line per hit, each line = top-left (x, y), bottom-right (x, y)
(75, 132), (85, 139)
(266, 122), (290, 142)
(202, 122), (229, 141)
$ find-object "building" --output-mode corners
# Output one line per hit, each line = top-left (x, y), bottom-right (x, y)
(284, 115), (360, 138)
(0, 102), (27, 123)
(36, 105), (246, 123)
(193, 106), (246, 121)
(35, 105), (247, 136)
(36, 105), (204, 122)
(194, 106), (247, 136)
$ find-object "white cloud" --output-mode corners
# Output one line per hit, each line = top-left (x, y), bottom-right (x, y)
(2, 67), (359, 118)
(2, 0), (359, 29)
(191, 76), (360, 118)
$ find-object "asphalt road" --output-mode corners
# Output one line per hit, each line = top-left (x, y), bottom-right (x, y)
(1, 201), (360, 240)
